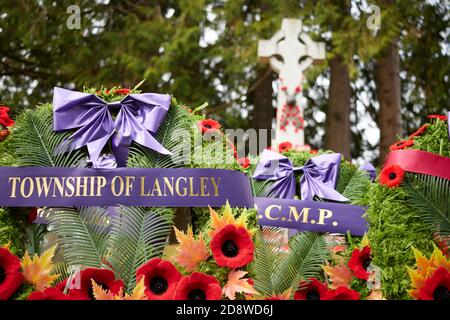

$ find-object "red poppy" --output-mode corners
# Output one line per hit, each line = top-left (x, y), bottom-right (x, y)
(348, 246), (372, 280)
(227, 141), (238, 158)
(66, 268), (124, 300)
(326, 286), (360, 300)
(28, 287), (72, 300)
(113, 88), (130, 95)
(136, 258), (182, 300)
(379, 164), (405, 188)
(294, 278), (330, 300)
(0, 248), (24, 300)
(197, 119), (221, 133)
(278, 141), (292, 153)
(237, 157), (250, 169)
(427, 114), (448, 121)
(0, 109), (14, 127)
(389, 139), (414, 151)
(210, 224), (254, 269)
(419, 267), (450, 300)
(310, 149), (318, 155)
(409, 124), (429, 138)
(0, 130), (9, 142)
(173, 272), (222, 300)
(27, 208), (38, 224)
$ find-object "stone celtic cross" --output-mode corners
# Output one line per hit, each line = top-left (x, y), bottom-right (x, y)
(258, 18), (325, 149)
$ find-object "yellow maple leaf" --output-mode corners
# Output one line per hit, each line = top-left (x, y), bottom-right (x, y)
(2, 241), (11, 250)
(366, 289), (384, 300)
(173, 226), (209, 272)
(322, 262), (353, 289)
(223, 270), (258, 300)
(360, 234), (370, 248)
(208, 202), (252, 237)
(21, 245), (59, 291)
(92, 278), (147, 300)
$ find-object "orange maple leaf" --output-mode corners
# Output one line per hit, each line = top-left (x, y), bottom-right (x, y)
(223, 270), (258, 300)
(322, 262), (353, 289)
(173, 226), (209, 272)
(208, 202), (253, 237)
(21, 245), (59, 291)
(92, 278), (147, 300)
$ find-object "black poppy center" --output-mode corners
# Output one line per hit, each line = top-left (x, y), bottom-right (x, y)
(306, 289), (320, 300)
(188, 288), (206, 300)
(0, 266), (5, 284)
(433, 286), (450, 301)
(204, 124), (212, 129)
(388, 173), (397, 180)
(362, 257), (372, 270)
(221, 239), (239, 258)
(149, 276), (168, 295)
(88, 282), (108, 300)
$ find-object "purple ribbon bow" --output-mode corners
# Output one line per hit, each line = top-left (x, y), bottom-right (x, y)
(53, 87), (171, 167)
(359, 161), (376, 181)
(253, 149), (348, 202)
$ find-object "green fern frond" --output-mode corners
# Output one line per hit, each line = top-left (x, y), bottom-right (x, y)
(273, 232), (328, 294)
(342, 169), (371, 205)
(128, 102), (193, 169)
(335, 162), (358, 195)
(403, 173), (450, 236)
(107, 206), (174, 291)
(253, 227), (285, 296)
(252, 179), (273, 197)
(12, 104), (86, 167)
(47, 207), (110, 268)
(51, 262), (70, 285)
(25, 224), (47, 256)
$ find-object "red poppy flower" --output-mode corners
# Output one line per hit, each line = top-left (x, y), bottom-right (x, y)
(113, 88), (130, 95)
(294, 278), (330, 300)
(0, 112), (14, 128)
(28, 287), (72, 300)
(326, 286), (360, 300)
(0, 130), (9, 142)
(409, 124), (429, 138)
(427, 114), (448, 121)
(237, 157), (250, 169)
(0, 248), (24, 300)
(380, 164), (405, 188)
(197, 119), (221, 133)
(278, 141), (292, 153)
(389, 139), (414, 151)
(227, 141), (238, 158)
(348, 246), (372, 280)
(136, 258), (182, 300)
(27, 208), (38, 224)
(173, 272), (222, 300)
(66, 268), (124, 300)
(210, 224), (254, 269)
(310, 149), (318, 155)
(419, 267), (450, 300)
(0, 106), (10, 113)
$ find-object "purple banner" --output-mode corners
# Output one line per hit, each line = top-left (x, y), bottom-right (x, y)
(0, 167), (253, 208)
(254, 197), (368, 236)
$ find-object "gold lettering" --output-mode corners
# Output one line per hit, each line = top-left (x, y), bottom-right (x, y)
(111, 176), (124, 196)
(163, 177), (174, 196)
(265, 204), (281, 221)
(20, 177), (34, 198)
(35, 177), (51, 198)
(125, 176), (135, 196)
(189, 177), (199, 196)
(288, 206), (310, 223)
(75, 176), (89, 197)
(97, 177), (107, 196)
(210, 177), (221, 196)
(65, 177), (75, 197)
(317, 209), (333, 225)
(140, 177), (151, 196)
(8, 177), (20, 198)
(151, 178), (163, 196)
(199, 177), (210, 196)
(175, 177), (188, 196)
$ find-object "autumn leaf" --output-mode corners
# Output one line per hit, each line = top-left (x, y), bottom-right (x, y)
(92, 278), (147, 300)
(223, 270), (258, 300)
(360, 233), (370, 248)
(173, 226), (209, 272)
(366, 289), (384, 300)
(92, 279), (117, 300)
(124, 277), (147, 300)
(322, 262), (353, 289)
(21, 245), (59, 291)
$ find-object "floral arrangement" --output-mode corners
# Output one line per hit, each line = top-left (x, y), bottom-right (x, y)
(366, 114), (450, 300)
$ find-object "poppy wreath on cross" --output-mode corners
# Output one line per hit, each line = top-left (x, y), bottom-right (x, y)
(0, 84), (258, 300)
(366, 114), (450, 300)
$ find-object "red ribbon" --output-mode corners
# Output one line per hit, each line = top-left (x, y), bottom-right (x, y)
(384, 150), (450, 181)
